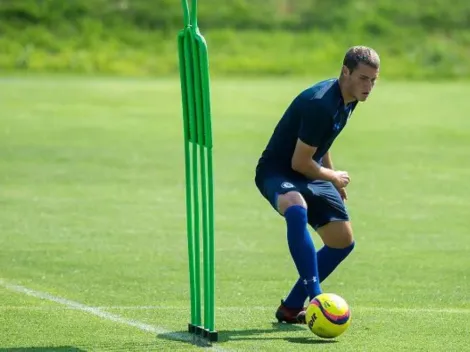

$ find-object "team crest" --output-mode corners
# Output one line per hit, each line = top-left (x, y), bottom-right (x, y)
(281, 182), (295, 189)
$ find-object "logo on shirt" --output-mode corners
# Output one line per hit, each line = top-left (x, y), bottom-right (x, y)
(281, 182), (295, 189)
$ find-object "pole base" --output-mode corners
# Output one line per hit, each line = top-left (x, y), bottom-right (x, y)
(188, 323), (218, 342)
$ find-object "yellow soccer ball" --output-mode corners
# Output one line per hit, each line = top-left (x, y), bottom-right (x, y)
(305, 293), (351, 338)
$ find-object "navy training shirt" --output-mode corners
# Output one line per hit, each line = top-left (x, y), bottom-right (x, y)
(256, 78), (357, 178)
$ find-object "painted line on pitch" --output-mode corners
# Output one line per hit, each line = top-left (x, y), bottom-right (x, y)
(0, 280), (228, 352)
(2, 304), (470, 315)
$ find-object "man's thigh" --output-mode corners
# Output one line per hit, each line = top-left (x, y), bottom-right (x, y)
(316, 220), (354, 248)
(256, 174), (349, 228)
(255, 173), (308, 213)
(300, 180), (350, 231)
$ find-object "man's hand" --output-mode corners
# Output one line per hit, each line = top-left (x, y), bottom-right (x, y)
(332, 170), (350, 189)
(338, 188), (348, 201)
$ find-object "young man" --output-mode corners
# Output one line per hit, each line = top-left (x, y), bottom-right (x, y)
(255, 46), (380, 323)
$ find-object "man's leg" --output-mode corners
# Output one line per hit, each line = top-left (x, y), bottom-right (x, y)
(277, 191), (322, 307)
(283, 226), (353, 307)
(316, 221), (355, 282)
(255, 174), (322, 323)
(284, 181), (355, 319)
(309, 181), (355, 282)
(292, 222), (355, 325)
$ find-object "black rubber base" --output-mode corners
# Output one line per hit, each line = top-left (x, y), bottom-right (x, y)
(188, 323), (218, 342)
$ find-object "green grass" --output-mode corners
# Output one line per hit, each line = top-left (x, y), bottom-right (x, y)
(0, 76), (469, 351)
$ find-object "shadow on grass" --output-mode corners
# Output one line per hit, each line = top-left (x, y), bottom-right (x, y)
(0, 348), (86, 352)
(284, 337), (338, 344)
(218, 323), (338, 344)
(158, 323), (338, 347)
(157, 331), (214, 348)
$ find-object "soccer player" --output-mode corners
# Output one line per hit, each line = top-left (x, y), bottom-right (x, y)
(254, 46), (380, 323)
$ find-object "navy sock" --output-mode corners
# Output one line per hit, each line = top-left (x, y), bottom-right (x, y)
(284, 241), (356, 308)
(317, 242), (355, 282)
(284, 205), (321, 302)
(283, 278), (306, 309)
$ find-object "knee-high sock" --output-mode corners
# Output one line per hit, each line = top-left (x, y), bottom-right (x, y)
(284, 205), (321, 303)
(284, 242), (355, 308)
(317, 242), (355, 282)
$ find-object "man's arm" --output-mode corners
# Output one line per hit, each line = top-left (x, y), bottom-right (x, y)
(322, 151), (334, 170)
(321, 151), (348, 200)
(291, 139), (338, 182)
(293, 99), (349, 187)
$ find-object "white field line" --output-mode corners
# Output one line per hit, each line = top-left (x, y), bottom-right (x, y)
(0, 280), (228, 352)
(1, 304), (469, 315)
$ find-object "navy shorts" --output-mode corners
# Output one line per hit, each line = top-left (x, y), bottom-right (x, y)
(255, 172), (349, 231)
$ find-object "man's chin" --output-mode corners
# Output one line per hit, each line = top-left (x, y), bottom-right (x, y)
(357, 93), (370, 102)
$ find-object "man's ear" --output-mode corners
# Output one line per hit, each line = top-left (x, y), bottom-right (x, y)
(341, 65), (350, 77)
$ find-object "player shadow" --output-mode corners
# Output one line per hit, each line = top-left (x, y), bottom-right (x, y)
(218, 323), (338, 344)
(158, 323), (338, 347)
(0, 348), (87, 352)
(284, 337), (338, 344)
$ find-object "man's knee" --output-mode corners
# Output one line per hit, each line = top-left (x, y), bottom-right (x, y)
(342, 240), (355, 253)
(277, 191), (307, 215)
(317, 221), (355, 249)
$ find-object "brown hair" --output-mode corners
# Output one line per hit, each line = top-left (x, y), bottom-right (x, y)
(343, 46), (380, 73)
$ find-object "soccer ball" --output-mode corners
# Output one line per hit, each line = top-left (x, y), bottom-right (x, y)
(305, 293), (351, 338)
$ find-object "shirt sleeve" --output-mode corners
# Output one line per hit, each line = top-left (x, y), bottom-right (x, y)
(297, 99), (331, 147)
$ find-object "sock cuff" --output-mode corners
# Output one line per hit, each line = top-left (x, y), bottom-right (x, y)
(325, 241), (355, 253)
(284, 204), (307, 217)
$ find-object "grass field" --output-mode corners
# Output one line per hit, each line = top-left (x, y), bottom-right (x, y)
(1, 76), (469, 351)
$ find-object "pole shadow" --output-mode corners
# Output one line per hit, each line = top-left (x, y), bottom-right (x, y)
(157, 323), (338, 347)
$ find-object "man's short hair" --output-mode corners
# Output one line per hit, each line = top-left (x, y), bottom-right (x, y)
(343, 46), (380, 73)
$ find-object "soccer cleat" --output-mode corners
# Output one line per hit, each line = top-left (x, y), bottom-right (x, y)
(296, 310), (306, 324)
(275, 300), (306, 324)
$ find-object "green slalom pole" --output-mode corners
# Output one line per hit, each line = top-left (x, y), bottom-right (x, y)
(178, 0), (201, 330)
(193, 31), (215, 336)
(178, 0), (217, 341)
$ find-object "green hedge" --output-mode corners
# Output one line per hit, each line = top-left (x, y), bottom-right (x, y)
(1, 0), (470, 79)
(2, 0), (469, 32)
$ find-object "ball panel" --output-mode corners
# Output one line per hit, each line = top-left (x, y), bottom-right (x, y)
(313, 296), (350, 325)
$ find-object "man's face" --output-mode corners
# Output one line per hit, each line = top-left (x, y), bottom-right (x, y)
(343, 63), (379, 102)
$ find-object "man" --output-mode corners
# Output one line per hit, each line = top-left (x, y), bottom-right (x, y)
(255, 46), (380, 323)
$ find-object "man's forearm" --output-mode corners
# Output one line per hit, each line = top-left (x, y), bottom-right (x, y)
(292, 159), (336, 182)
(322, 152), (334, 170)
